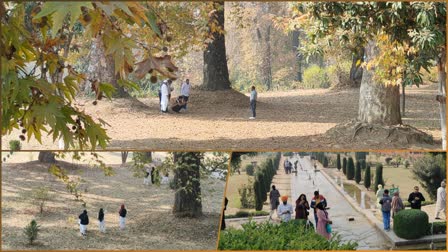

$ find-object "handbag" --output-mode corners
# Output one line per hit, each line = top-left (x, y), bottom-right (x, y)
(326, 223), (332, 233)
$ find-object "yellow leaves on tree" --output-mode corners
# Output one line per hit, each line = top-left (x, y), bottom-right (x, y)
(134, 55), (179, 80)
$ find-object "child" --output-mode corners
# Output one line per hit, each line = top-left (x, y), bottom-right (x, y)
(249, 86), (257, 119)
(119, 204), (127, 230)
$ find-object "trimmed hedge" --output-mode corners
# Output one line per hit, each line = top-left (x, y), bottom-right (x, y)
(346, 157), (355, 180)
(393, 209), (429, 239)
(226, 210), (270, 219)
(427, 221), (446, 235)
(218, 220), (358, 250)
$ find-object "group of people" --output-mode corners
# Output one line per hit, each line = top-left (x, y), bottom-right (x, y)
(283, 159), (294, 174)
(143, 167), (170, 186)
(269, 186), (332, 240)
(78, 204), (127, 237)
(377, 181), (446, 231)
(159, 79), (191, 113)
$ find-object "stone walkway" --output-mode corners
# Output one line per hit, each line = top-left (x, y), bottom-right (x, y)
(292, 155), (392, 250)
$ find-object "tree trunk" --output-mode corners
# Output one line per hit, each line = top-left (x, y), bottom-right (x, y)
(349, 47), (364, 87)
(203, 1), (231, 90)
(86, 36), (128, 97)
(437, 49), (446, 150)
(401, 83), (406, 117)
(358, 40), (402, 125)
(38, 151), (56, 163)
(173, 152), (202, 218)
(292, 31), (303, 82)
(121, 151), (129, 164)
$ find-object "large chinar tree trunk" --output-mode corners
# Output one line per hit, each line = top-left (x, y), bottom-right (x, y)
(203, 1), (231, 90)
(38, 151), (56, 163)
(86, 36), (128, 97)
(358, 40), (402, 125)
(292, 30), (303, 82)
(173, 152), (202, 217)
(437, 48), (446, 150)
(349, 47), (364, 87)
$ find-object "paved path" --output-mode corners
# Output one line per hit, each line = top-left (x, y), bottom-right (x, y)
(291, 155), (392, 250)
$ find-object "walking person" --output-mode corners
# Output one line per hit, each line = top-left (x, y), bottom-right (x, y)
(310, 191), (327, 226)
(316, 202), (332, 240)
(277, 195), (293, 223)
(376, 184), (385, 209)
(269, 185), (281, 220)
(180, 79), (191, 111)
(391, 192), (404, 218)
(408, 186), (426, 209)
(380, 189), (392, 231)
(78, 210), (89, 237)
(249, 86), (257, 119)
(119, 204), (127, 230)
(295, 194), (310, 220)
(98, 208), (106, 233)
(435, 181), (446, 219)
(150, 167), (156, 184)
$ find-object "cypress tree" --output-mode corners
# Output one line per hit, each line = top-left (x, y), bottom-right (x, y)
(323, 156), (329, 168)
(336, 154), (341, 171)
(364, 165), (371, 189)
(347, 157), (355, 180)
(374, 163), (385, 191)
(355, 160), (362, 184)
(342, 157), (347, 175)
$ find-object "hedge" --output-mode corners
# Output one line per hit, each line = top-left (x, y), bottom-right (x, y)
(393, 209), (429, 239)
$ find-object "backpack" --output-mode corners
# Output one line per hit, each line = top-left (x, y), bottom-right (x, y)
(380, 196), (392, 211)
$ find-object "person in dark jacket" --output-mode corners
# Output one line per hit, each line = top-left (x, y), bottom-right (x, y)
(79, 210), (89, 236)
(380, 189), (392, 231)
(98, 208), (105, 233)
(221, 197), (229, 230)
(408, 186), (426, 209)
(119, 204), (127, 230)
(295, 194), (310, 220)
(150, 167), (156, 184)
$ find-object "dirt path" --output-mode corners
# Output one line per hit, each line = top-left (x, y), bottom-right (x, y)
(2, 84), (441, 150)
(2, 157), (224, 250)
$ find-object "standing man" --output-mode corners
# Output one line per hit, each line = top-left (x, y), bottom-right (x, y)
(435, 181), (446, 219)
(167, 79), (173, 101)
(269, 185), (281, 220)
(249, 86), (257, 119)
(408, 186), (426, 209)
(380, 189), (392, 231)
(277, 195), (293, 223)
(78, 210), (89, 237)
(180, 79), (191, 111)
(160, 80), (169, 113)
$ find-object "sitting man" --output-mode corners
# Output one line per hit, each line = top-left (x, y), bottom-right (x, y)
(171, 96), (187, 113)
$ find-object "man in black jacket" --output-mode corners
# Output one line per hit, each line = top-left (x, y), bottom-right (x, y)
(408, 186), (426, 209)
(79, 210), (89, 237)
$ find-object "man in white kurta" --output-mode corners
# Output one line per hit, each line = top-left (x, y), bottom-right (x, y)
(435, 181), (446, 219)
(160, 81), (169, 112)
(277, 195), (293, 222)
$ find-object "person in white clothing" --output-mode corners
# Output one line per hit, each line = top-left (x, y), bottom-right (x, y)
(143, 168), (151, 185)
(435, 181), (446, 219)
(160, 81), (169, 113)
(277, 195), (293, 222)
(119, 204), (127, 230)
(98, 208), (106, 233)
(161, 173), (170, 185)
(180, 79), (191, 110)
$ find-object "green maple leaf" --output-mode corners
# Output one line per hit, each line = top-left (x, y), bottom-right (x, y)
(34, 2), (93, 35)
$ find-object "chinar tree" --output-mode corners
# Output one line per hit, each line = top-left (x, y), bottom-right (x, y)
(284, 2), (446, 149)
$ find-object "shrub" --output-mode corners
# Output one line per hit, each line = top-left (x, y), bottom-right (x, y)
(346, 157), (355, 180)
(411, 153), (446, 200)
(245, 164), (254, 176)
(29, 186), (50, 214)
(361, 159), (366, 170)
(301, 65), (330, 89)
(427, 222), (446, 235)
(283, 152), (294, 157)
(404, 160), (411, 169)
(355, 161), (362, 184)
(364, 165), (371, 189)
(323, 156), (329, 168)
(393, 210), (429, 239)
(226, 210), (270, 219)
(24, 219), (40, 245)
(218, 220), (357, 250)
(9, 140), (21, 151)
(336, 154), (341, 171)
(238, 183), (255, 208)
(374, 163), (385, 191)
(342, 157), (347, 175)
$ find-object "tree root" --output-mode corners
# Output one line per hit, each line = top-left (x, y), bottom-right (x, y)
(327, 120), (434, 148)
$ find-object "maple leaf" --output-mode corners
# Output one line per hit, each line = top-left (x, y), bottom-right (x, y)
(134, 55), (179, 80)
